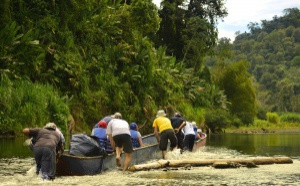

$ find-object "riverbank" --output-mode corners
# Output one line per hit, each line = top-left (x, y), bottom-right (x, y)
(225, 127), (300, 134)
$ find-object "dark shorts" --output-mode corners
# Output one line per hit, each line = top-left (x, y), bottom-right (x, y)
(176, 132), (184, 150)
(159, 129), (177, 151)
(184, 134), (195, 151)
(113, 134), (134, 153)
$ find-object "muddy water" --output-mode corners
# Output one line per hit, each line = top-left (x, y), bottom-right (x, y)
(1, 147), (299, 186)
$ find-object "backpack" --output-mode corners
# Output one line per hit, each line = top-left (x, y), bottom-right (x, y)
(69, 134), (107, 157)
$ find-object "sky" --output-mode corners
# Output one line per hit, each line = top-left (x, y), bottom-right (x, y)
(153, 0), (300, 41)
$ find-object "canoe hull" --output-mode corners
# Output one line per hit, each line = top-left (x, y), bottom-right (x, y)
(193, 133), (207, 151)
(57, 133), (159, 176)
(56, 154), (104, 176)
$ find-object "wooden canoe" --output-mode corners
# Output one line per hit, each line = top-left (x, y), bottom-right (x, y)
(193, 133), (207, 151)
(56, 133), (159, 176)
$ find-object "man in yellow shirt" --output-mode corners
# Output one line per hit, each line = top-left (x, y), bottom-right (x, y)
(153, 110), (178, 159)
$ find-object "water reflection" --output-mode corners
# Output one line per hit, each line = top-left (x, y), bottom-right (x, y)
(206, 133), (300, 157)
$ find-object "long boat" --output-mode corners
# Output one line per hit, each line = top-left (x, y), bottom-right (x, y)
(56, 133), (206, 176)
(56, 134), (159, 176)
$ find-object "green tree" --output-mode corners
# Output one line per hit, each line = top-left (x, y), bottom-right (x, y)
(216, 60), (256, 124)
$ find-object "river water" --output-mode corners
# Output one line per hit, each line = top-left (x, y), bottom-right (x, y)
(1, 133), (300, 185)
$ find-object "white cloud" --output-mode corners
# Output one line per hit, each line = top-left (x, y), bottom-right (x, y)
(218, 0), (300, 41)
(152, 0), (300, 41)
(153, 0), (161, 7)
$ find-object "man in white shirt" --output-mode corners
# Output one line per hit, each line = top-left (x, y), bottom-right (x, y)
(106, 112), (133, 171)
(182, 121), (196, 151)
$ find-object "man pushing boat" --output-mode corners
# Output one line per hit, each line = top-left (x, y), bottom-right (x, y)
(106, 112), (133, 171)
(153, 110), (178, 159)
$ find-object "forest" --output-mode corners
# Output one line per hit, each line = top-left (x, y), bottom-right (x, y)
(0, 0), (299, 136)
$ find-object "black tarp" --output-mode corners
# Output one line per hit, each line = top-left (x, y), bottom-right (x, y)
(69, 134), (107, 157)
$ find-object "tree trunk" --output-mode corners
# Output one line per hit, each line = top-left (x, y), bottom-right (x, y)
(128, 157), (293, 171)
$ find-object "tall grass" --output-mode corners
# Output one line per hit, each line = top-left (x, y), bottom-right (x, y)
(266, 112), (279, 124)
(0, 75), (70, 135)
(280, 113), (300, 123)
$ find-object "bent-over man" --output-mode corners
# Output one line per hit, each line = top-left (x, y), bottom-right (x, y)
(23, 123), (63, 180)
(106, 112), (133, 171)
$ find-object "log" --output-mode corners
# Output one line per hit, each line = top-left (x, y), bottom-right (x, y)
(128, 157), (293, 172)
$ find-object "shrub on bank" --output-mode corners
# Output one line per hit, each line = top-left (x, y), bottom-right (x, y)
(280, 113), (300, 123)
(0, 76), (70, 135)
(204, 108), (231, 133)
(266, 112), (279, 124)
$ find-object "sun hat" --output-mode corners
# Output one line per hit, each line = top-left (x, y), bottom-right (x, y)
(193, 126), (198, 132)
(130, 122), (137, 130)
(98, 120), (107, 128)
(192, 121), (196, 126)
(156, 110), (166, 117)
(112, 112), (122, 119)
(44, 122), (57, 130)
(174, 112), (181, 117)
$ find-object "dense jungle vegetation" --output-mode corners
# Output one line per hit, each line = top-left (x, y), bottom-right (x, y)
(0, 0), (299, 136)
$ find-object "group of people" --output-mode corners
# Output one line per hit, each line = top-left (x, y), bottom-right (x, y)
(91, 112), (143, 172)
(91, 113), (143, 154)
(23, 110), (203, 178)
(153, 110), (203, 159)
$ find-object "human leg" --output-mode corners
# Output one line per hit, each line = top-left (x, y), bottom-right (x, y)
(120, 134), (133, 170)
(162, 150), (167, 159)
(33, 147), (42, 175)
(35, 147), (56, 180)
(167, 130), (178, 151)
(114, 134), (133, 167)
(41, 147), (56, 180)
(184, 134), (195, 151)
(176, 133), (184, 150)
(115, 147), (122, 167)
(123, 153), (132, 171)
(159, 132), (168, 159)
(188, 135), (195, 151)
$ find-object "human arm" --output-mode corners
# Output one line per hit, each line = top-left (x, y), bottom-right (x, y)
(196, 133), (201, 140)
(22, 128), (30, 138)
(175, 121), (186, 133)
(136, 132), (144, 147)
(108, 134), (115, 151)
(154, 126), (160, 143)
(138, 137), (144, 147)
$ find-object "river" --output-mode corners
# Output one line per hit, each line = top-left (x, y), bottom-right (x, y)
(1, 133), (300, 185)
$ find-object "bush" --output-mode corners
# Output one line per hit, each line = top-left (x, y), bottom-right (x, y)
(231, 116), (243, 128)
(257, 106), (267, 120)
(253, 119), (271, 128)
(266, 112), (279, 124)
(204, 108), (231, 133)
(0, 76), (70, 134)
